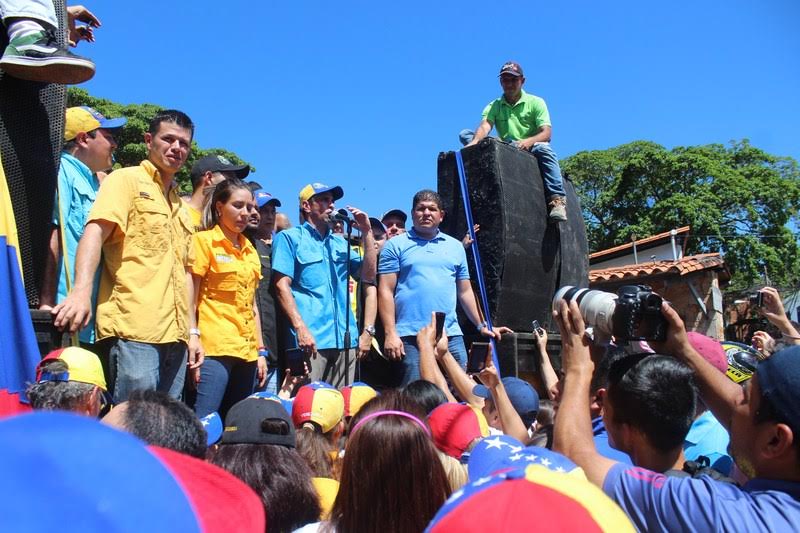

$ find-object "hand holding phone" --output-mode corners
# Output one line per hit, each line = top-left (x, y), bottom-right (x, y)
(287, 348), (311, 377)
(467, 342), (490, 375)
(435, 312), (446, 342)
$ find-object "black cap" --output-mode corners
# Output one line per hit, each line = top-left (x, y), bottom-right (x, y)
(191, 154), (250, 180)
(222, 397), (296, 447)
(381, 209), (408, 223)
(498, 61), (524, 77)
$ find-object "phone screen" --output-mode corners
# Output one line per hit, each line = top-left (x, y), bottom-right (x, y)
(287, 348), (309, 376)
(468, 342), (490, 374)
(435, 312), (446, 341)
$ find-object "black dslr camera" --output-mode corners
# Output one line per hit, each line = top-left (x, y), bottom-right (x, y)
(612, 285), (667, 342)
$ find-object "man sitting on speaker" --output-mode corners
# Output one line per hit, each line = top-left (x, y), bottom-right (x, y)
(378, 189), (506, 386)
(272, 183), (376, 387)
(460, 61), (568, 223)
(39, 106), (126, 350)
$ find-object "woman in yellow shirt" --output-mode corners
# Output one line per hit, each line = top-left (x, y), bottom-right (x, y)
(187, 178), (267, 418)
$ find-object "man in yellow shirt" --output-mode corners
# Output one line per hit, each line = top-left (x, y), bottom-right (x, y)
(183, 154), (250, 232)
(53, 110), (198, 403)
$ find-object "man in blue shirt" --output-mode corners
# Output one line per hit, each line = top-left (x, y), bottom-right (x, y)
(553, 297), (800, 532)
(39, 106), (126, 346)
(272, 183), (376, 387)
(378, 189), (503, 385)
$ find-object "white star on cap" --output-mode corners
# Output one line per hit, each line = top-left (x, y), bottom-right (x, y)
(449, 489), (465, 502)
(525, 454), (538, 462)
(540, 458), (552, 467)
(509, 453), (524, 462)
(509, 445), (523, 453)
(474, 476), (493, 486)
(483, 437), (505, 450)
(555, 466), (565, 473)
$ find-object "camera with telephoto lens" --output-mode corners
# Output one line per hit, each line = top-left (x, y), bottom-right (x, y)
(553, 285), (668, 342)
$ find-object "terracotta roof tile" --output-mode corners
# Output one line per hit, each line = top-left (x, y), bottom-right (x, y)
(589, 253), (728, 283)
(589, 226), (691, 261)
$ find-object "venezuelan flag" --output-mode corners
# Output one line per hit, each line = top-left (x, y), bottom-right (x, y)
(0, 154), (39, 417)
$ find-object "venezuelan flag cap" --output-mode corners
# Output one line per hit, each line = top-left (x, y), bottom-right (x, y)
(250, 391), (294, 417)
(427, 403), (489, 459)
(426, 464), (634, 533)
(468, 435), (584, 482)
(0, 411), (265, 532)
(292, 382), (345, 433)
(36, 347), (107, 391)
(341, 381), (378, 418)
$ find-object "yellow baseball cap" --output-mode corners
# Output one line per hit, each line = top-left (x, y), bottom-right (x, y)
(298, 182), (344, 205)
(64, 106), (127, 142)
(35, 346), (107, 391)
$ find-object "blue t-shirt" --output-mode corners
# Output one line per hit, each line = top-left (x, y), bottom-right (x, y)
(378, 228), (470, 338)
(271, 222), (362, 350)
(604, 463), (800, 532)
(684, 410), (733, 476)
(52, 153), (101, 343)
(592, 416), (633, 464)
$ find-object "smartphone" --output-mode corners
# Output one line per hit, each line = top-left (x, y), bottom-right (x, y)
(287, 348), (310, 377)
(531, 320), (545, 337)
(435, 312), (446, 341)
(468, 342), (490, 374)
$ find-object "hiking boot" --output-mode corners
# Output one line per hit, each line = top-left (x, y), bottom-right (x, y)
(548, 196), (567, 222)
(0, 30), (95, 84)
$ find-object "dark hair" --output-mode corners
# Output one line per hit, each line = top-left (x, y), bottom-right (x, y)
(402, 380), (448, 415)
(590, 346), (628, 395)
(754, 388), (800, 461)
(63, 128), (98, 152)
(607, 354), (696, 453)
(411, 189), (443, 211)
(210, 443), (320, 533)
(119, 390), (207, 459)
(296, 424), (335, 477)
(529, 399), (556, 448)
(205, 177), (253, 228)
(148, 109), (195, 137)
(330, 391), (450, 533)
(26, 360), (96, 412)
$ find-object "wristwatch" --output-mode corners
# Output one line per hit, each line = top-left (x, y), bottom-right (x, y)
(476, 321), (488, 331)
(189, 328), (201, 337)
(364, 325), (376, 336)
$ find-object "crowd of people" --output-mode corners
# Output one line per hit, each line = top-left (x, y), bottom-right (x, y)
(4, 40), (800, 531)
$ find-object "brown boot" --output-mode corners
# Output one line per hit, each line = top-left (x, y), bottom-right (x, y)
(547, 196), (567, 222)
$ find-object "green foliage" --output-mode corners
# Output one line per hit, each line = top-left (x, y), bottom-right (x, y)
(562, 140), (800, 290)
(66, 88), (254, 194)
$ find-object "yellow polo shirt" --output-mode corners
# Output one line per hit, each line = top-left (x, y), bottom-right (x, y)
(189, 225), (261, 360)
(182, 201), (203, 232)
(89, 160), (194, 343)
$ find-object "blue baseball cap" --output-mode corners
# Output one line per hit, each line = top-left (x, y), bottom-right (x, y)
(755, 345), (800, 433)
(473, 377), (539, 427)
(255, 190), (282, 209)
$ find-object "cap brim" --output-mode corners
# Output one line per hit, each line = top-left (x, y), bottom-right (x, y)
(99, 117), (127, 130)
(257, 198), (282, 209)
(230, 165), (250, 179)
(381, 209), (408, 222)
(497, 71), (523, 77)
(472, 384), (491, 399)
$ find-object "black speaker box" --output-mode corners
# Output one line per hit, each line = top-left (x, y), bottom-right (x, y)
(437, 138), (588, 333)
(0, 0), (68, 306)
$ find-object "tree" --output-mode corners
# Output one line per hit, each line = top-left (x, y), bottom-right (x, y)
(562, 140), (800, 290)
(66, 87), (254, 194)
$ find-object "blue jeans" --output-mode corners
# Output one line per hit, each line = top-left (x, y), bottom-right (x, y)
(254, 366), (280, 395)
(458, 130), (566, 199)
(109, 338), (187, 404)
(399, 335), (467, 386)
(193, 356), (258, 419)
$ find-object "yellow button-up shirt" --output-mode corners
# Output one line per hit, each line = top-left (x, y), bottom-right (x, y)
(89, 160), (194, 343)
(189, 225), (261, 360)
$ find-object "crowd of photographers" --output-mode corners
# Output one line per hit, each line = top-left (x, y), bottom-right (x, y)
(5, 59), (800, 532)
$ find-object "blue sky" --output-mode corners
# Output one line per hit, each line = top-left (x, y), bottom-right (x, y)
(82, 0), (799, 223)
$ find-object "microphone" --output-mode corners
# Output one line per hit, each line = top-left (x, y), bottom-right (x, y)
(332, 208), (355, 225)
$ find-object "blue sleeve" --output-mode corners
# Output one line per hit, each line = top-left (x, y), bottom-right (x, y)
(271, 230), (295, 279)
(378, 239), (400, 275)
(603, 463), (724, 532)
(455, 241), (470, 280)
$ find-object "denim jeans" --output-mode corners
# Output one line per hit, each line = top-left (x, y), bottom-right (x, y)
(254, 366), (280, 395)
(399, 335), (467, 386)
(193, 356), (258, 419)
(109, 338), (187, 404)
(458, 130), (566, 199)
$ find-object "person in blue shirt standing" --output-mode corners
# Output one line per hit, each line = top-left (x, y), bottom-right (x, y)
(39, 106), (126, 347)
(378, 189), (507, 386)
(272, 183), (376, 387)
(554, 296), (800, 532)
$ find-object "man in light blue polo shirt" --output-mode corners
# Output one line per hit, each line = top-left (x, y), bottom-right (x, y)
(272, 183), (376, 387)
(39, 106), (126, 346)
(553, 296), (800, 532)
(378, 189), (502, 385)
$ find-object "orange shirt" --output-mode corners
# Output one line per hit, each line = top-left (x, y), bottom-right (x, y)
(189, 226), (261, 360)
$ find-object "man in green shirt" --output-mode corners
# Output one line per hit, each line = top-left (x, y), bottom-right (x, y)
(461, 61), (567, 222)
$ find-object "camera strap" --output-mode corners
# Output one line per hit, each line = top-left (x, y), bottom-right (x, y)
(455, 150), (500, 373)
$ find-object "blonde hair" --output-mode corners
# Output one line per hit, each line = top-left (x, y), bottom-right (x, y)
(437, 450), (468, 491)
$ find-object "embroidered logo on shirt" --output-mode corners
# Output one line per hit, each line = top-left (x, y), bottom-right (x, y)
(215, 254), (233, 264)
(139, 191), (152, 199)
